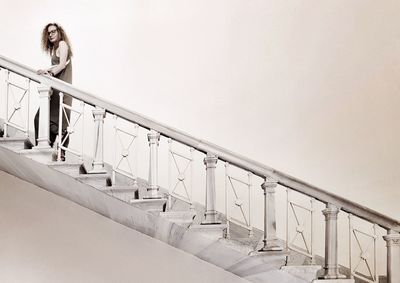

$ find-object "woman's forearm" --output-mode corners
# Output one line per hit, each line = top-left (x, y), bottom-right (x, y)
(48, 64), (66, 76)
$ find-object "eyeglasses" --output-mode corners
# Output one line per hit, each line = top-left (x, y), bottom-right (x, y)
(48, 29), (57, 35)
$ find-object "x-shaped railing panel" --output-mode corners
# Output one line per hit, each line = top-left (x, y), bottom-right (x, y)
(286, 190), (315, 260)
(112, 115), (139, 186)
(58, 93), (85, 160)
(3, 69), (30, 136)
(168, 139), (194, 208)
(349, 214), (378, 283)
(225, 162), (253, 237)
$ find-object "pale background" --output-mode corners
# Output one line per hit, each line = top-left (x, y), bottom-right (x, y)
(0, 0), (399, 277)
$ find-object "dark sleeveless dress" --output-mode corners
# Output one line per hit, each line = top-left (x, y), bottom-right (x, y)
(34, 52), (73, 148)
(49, 53), (73, 133)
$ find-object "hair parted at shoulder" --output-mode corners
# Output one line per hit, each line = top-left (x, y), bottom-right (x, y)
(41, 23), (73, 58)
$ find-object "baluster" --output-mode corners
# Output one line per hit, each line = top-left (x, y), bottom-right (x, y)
(317, 203), (346, 280)
(224, 162), (230, 237)
(201, 153), (221, 224)
(146, 129), (161, 198)
(89, 106), (106, 173)
(189, 147), (194, 210)
(286, 189), (290, 251)
(373, 224), (377, 282)
(3, 69), (9, 137)
(167, 138), (172, 209)
(25, 77), (30, 138)
(133, 124), (139, 189)
(348, 214), (353, 279)
(310, 197), (316, 264)
(248, 171), (253, 237)
(112, 115), (118, 184)
(383, 230), (400, 283)
(35, 84), (51, 148)
(80, 101), (85, 161)
(57, 92), (64, 161)
(259, 177), (282, 251)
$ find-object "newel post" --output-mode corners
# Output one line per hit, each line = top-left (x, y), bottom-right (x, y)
(35, 84), (51, 148)
(89, 106), (106, 173)
(259, 177), (283, 251)
(318, 203), (346, 280)
(383, 230), (400, 283)
(201, 153), (221, 225)
(146, 129), (161, 198)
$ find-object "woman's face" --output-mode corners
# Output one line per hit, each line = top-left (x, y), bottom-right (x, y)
(47, 25), (59, 43)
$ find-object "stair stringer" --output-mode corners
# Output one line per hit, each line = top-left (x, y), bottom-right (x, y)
(0, 144), (300, 282)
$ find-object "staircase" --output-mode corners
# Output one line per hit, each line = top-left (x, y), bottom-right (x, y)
(0, 54), (399, 283)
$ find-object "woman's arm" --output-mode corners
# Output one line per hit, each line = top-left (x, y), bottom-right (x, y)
(37, 41), (69, 76)
(47, 41), (69, 76)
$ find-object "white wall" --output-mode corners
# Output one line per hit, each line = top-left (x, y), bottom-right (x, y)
(2, 0), (399, 216)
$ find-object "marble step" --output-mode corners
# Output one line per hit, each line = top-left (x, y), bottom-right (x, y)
(0, 142), (322, 282)
(130, 198), (167, 212)
(281, 265), (321, 283)
(20, 148), (55, 164)
(245, 269), (309, 283)
(189, 224), (228, 241)
(228, 250), (289, 278)
(75, 173), (112, 189)
(101, 185), (139, 202)
(48, 161), (84, 177)
(160, 210), (197, 228)
(0, 137), (32, 151)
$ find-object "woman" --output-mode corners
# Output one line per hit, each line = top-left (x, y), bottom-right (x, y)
(35, 23), (73, 160)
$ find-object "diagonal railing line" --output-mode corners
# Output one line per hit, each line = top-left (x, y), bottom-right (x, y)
(1, 54), (399, 232)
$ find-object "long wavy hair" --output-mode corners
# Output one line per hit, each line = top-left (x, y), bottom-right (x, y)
(41, 23), (73, 58)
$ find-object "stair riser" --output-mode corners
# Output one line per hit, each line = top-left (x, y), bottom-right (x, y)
(50, 165), (82, 177)
(105, 191), (138, 202)
(20, 149), (54, 164)
(130, 199), (167, 212)
(76, 177), (110, 189)
(1, 142), (26, 151)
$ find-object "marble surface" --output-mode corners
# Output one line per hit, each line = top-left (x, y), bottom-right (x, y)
(0, 141), (310, 282)
(0, 170), (249, 283)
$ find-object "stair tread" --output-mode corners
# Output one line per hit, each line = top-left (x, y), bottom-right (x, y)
(0, 137), (28, 142)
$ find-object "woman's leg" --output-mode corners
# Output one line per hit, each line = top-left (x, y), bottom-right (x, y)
(34, 109), (39, 146)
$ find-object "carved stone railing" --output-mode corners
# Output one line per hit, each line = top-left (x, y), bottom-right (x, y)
(1, 54), (399, 283)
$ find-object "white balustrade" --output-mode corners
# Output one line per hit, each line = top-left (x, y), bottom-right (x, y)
(146, 129), (161, 198)
(1, 55), (400, 283)
(259, 177), (283, 251)
(201, 153), (221, 225)
(35, 84), (51, 148)
(88, 106), (106, 173)
(318, 203), (346, 280)
(383, 230), (400, 283)
(3, 69), (9, 137)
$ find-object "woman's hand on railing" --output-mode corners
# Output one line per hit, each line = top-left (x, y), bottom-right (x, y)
(37, 69), (53, 76)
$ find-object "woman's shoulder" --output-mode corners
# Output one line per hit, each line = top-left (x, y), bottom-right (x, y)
(58, 40), (69, 48)
(55, 41), (72, 59)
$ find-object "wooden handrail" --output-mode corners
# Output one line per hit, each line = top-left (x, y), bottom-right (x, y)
(1, 54), (399, 232)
